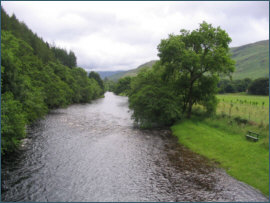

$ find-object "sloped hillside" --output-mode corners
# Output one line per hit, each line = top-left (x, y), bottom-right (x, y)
(95, 71), (125, 79)
(107, 60), (157, 81)
(121, 60), (157, 77)
(231, 40), (269, 79)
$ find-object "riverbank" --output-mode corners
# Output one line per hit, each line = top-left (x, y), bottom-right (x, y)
(171, 116), (269, 196)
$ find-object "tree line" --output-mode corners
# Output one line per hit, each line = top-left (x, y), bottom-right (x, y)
(218, 77), (269, 95)
(1, 8), (104, 154)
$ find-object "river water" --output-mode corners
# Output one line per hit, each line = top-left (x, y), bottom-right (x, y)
(1, 92), (268, 202)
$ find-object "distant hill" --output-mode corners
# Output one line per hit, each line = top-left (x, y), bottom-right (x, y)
(120, 60), (157, 78)
(107, 60), (157, 81)
(231, 40), (269, 80)
(108, 40), (269, 81)
(96, 71), (126, 79)
(106, 71), (128, 81)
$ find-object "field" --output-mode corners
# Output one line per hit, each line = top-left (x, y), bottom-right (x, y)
(216, 93), (269, 125)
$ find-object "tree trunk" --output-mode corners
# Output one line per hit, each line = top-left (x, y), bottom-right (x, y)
(187, 100), (193, 118)
(186, 79), (194, 118)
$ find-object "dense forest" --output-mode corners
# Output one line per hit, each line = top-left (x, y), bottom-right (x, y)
(1, 8), (104, 154)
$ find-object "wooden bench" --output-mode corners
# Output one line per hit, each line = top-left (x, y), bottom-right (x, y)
(246, 131), (259, 142)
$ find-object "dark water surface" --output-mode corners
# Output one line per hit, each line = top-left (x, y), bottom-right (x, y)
(1, 92), (268, 202)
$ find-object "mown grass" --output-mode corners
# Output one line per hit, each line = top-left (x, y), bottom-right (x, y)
(171, 116), (269, 196)
(216, 93), (269, 125)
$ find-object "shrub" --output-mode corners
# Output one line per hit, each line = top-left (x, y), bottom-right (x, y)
(129, 85), (182, 128)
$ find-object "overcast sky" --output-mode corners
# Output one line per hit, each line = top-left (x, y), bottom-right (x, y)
(2, 1), (269, 71)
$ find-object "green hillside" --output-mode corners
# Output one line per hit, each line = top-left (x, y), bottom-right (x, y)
(121, 60), (157, 77)
(107, 70), (128, 81)
(108, 60), (157, 81)
(231, 40), (269, 80)
(108, 40), (269, 81)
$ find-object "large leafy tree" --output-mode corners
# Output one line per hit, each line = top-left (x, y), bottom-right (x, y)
(158, 22), (235, 117)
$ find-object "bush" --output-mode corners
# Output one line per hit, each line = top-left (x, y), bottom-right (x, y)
(234, 116), (248, 125)
(129, 85), (182, 128)
(113, 76), (132, 95)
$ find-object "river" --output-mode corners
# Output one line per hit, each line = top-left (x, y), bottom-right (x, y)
(1, 92), (268, 202)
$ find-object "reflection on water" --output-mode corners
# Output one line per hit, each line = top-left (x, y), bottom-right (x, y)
(1, 92), (267, 202)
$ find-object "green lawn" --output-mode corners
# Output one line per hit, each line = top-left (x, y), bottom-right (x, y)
(171, 118), (269, 196)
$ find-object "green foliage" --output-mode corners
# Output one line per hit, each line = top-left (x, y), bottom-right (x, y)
(128, 63), (182, 127)
(126, 22), (235, 127)
(129, 62), (165, 95)
(129, 85), (181, 128)
(218, 78), (252, 93)
(51, 46), (77, 68)
(1, 7), (77, 66)
(201, 94), (218, 115)
(113, 76), (132, 95)
(158, 21), (235, 117)
(20, 84), (49, 122)
(1, 10), (103, 154)
(103, 77), (116, 92)
(1, 8), (55, 64)
(88, 71), (105, 93)
(248, 77), (269, 95)
(1, 92), (27, 154)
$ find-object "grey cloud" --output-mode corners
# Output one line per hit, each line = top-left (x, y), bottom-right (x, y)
(2, 1), (269, 71)
(52, 10), (142, 43)
(222, 2), (269, 19)
(46, 12), (120, 41)
(168, 2), (268, 20)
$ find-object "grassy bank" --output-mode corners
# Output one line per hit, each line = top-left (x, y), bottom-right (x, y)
(171, 116), (269, 196)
